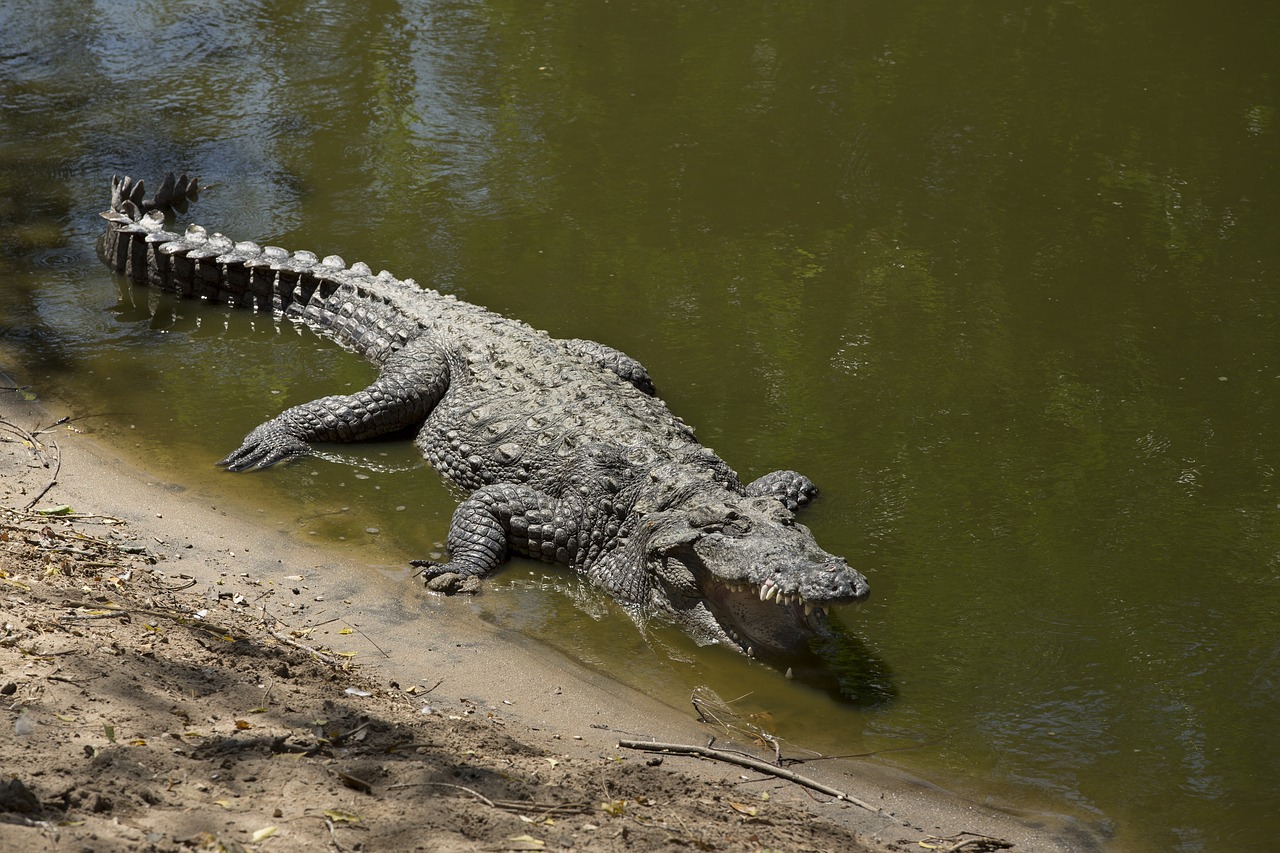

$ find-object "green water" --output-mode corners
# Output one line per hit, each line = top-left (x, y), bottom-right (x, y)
(3, 2), (1279, 848)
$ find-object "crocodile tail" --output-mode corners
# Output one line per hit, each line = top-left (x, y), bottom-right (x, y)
(97, 174), (422, 363)
(109, 172), (200, 218)
(97, 172), (202, 280)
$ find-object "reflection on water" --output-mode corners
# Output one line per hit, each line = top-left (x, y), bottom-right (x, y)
(3, 2), (1280, 850)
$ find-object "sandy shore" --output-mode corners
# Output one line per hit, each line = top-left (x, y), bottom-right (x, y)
(0, 374), (1105, 852)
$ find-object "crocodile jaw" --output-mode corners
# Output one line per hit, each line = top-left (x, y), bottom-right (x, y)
(700, 575), (863, 657)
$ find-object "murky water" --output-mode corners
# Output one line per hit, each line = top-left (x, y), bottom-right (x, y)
(3, 2), (1279, 849)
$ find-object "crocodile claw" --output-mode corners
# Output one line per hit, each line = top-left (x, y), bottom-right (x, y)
(411, 560), (481, 595)
(217, 424), (309, 471)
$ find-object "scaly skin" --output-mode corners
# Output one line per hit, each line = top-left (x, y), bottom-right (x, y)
(97, 174), (870, 657)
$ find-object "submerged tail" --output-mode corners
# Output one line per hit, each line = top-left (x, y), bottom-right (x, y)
(97, 173), (424, 362)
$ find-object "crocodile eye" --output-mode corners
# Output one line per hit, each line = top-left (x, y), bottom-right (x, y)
(687, 504), (752, 535)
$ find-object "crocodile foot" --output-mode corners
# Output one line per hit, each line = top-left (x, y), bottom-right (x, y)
(219, 421), (310, 471)
(410, 560), (481, 595)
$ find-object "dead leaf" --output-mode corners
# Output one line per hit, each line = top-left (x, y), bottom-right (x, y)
(600, 799), (626, 817)
(251, 826), (278, 842)
(728, 801), (758, 817)
(234, 720), (251, 730)
(505, 835), (545, 851)
(323, 809), (361, 823)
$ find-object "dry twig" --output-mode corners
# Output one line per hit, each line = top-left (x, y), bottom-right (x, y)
(691, 686), (782, 763)
(617, 738), (906, 825)
(918, 832), (1014, 852)
(58, 599), (248, 646)
(384, 781), (591, 817)
(265, 619), (344, 666)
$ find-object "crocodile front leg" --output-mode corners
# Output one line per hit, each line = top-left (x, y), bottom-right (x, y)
(564, 338), (656, 395)
(413, 483), (587, 593)
(745, 470), (818, 512)
(219, 335), (451, 470)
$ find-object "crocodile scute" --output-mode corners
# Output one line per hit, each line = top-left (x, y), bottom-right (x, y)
(96, 173), (870, 657)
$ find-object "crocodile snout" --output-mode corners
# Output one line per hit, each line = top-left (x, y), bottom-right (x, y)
(814, 559), (870, 603)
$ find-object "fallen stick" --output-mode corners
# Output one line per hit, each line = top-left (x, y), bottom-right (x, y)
(920, 832), (1013, 852)
(25, 435), (61, 510)
(266, 623), (344, 666)
(60, 599), (237, 637)
(0, 412), (60, 506)
(616, 739), (905, 825)
(384, 781), (592, 816)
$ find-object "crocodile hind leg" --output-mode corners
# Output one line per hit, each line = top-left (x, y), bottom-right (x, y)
(219, 335), (451, 470)
(413, 483), (587, 593)
(745, 470), (818, 512)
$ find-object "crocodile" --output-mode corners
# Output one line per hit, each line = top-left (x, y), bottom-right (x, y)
(96, 173), (870, 657)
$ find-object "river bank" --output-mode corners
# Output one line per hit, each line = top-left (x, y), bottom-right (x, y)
(0, 375), (1102, 852)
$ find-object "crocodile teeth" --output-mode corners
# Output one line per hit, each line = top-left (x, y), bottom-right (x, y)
(759, 585), (770, 602)
(804, 603), (813, 616)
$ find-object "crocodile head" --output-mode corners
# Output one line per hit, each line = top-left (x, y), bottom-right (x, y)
(642, 496), (869, 657)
